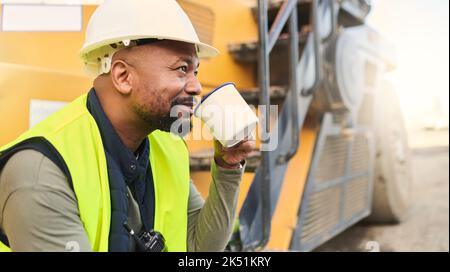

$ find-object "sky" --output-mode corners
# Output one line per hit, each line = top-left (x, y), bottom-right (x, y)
(367, 0), (449, 130)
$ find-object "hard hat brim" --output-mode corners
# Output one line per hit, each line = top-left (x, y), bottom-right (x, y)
(196, 41), (220, 59)
(80, 36), (219, 62)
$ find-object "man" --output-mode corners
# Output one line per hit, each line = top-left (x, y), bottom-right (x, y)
(0, 0), (254, 252)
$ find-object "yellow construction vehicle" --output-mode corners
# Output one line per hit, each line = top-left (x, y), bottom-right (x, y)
(0, 0), (412, 251)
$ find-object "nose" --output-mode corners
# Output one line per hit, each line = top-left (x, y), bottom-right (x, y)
(185, 75), (202, 96)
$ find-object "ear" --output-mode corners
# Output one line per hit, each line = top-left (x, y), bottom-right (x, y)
(110, 60), (133, 95)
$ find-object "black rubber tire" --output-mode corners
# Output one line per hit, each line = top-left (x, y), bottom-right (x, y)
(366, 81), (413, 224)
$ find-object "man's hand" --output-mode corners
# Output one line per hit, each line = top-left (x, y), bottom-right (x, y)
(214, 139), (256, 169)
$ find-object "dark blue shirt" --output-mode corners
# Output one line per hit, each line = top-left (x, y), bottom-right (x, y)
(86, 89), (155, 251)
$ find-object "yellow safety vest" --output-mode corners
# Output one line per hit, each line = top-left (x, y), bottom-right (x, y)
(0, 94), (190, 252)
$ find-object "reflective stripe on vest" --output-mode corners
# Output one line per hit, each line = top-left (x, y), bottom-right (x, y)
(0, 94), (189, 252)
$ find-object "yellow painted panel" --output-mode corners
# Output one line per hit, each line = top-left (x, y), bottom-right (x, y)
(0, 6), (97, 75)
(267, 128), (318, 250)
(183, 0), (258, 90)
(0, 63), (91, 145)
(0, 2), (257, 87)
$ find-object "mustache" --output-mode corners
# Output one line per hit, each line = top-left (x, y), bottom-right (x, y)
(171, 96), (198, 107)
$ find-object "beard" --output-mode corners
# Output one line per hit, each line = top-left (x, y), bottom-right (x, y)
(133, 95), (195, 137)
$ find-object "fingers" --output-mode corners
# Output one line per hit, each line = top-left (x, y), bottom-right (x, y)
(223, 149), (249, 164)
(224, 140), (256, 153)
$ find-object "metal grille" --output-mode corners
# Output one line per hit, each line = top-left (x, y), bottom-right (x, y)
(300, 186), (341, 244)
(350, 134), (370, 175)
(343, 176), (369, 221)
(178, 1), (215, 45)
(291, 114), (375, 251)
(313, 135), (349, 182)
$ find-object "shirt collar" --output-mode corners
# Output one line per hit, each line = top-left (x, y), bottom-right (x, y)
(86, 88), (150, 181)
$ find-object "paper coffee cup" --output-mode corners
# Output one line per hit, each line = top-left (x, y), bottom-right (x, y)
(194, 83), (258, 148)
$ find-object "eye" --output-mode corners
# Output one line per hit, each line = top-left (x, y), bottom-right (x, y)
(177, 65), (188, 73)
(194, 70), (199, 77)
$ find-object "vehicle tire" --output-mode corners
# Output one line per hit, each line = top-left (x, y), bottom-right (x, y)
(366, 80), (413, 224)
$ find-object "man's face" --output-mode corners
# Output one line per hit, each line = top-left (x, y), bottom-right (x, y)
(122, 40), (201, 135)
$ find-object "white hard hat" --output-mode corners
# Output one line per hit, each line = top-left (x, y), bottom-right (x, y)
(80, 0), (219, 76)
